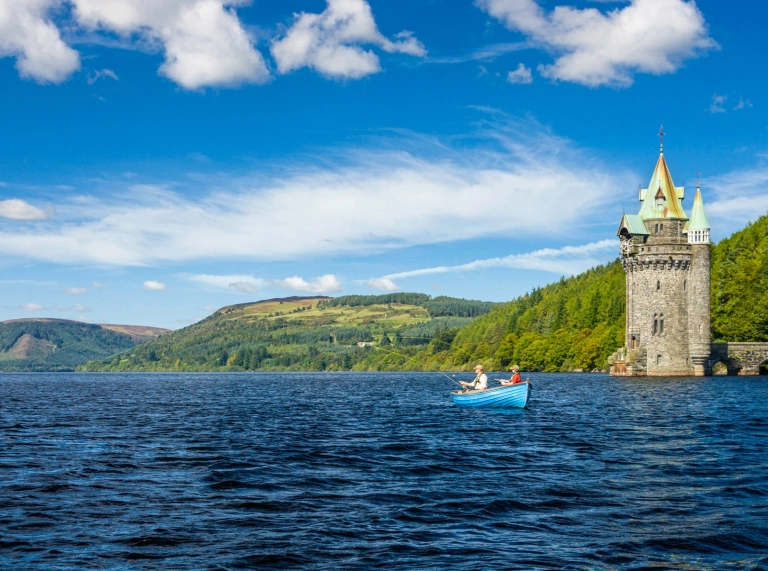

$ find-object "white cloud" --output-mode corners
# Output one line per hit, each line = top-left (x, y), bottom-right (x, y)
(276, 275), (342, 294)
(710, 94), (727, 113)
(50, 303), (90, 312)
(72, 0), (269, 89)
(477, 0), (716, 87)
(92, 281), (110, 289)
(733, 98), (753, 111)
(381, 240), (617, 281)
(143, 280), (167, 290)
(365, 277), (399, 291)
(271, 0), (426, 79)
(0, 0), (80, 83)
(86, 68), (118, 84)
(21, 302), (44, 312)
(0, 120), (630, 266)
(65, 287), (88, 294)
(705, 165), (768, 236)
(507, 63), (532, 84)
(188, 273), (266, 293)
(0, 199), (50, 220)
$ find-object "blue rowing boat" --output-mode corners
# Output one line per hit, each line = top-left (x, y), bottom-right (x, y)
(451, 382), (531, 408)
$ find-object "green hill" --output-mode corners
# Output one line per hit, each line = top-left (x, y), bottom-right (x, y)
(79, 214), (768, 374)
(0, 319), (169, 372)
(78, 294), (498, 372)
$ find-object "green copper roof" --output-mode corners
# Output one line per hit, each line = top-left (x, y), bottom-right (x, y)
(637, 152), (688, 220)
(617, 214), (649, 236)
(686, 187), (710, 230)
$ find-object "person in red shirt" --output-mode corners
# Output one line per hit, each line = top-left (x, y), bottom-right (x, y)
(499, 364), (522, 385)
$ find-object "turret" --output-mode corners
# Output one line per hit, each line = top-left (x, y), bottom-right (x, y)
(685, 181), (712, 375)
(685, 186), (711, 244)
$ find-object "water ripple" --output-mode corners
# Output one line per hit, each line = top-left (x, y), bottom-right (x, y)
(1, 372), (767, 570)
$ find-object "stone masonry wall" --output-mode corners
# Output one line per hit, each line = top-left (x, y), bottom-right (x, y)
(622, 219), (696, 375)
(711, 343), (768, 375)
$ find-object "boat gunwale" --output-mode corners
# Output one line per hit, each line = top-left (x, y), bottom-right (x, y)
(450, 381), (531, 396)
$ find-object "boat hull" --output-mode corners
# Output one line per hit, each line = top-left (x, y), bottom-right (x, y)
(451, 382), (531, 408)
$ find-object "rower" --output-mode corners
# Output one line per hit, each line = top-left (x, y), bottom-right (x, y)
(459, 364), (488, 391)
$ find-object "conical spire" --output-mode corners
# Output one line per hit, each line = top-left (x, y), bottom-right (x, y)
(688, 185), (710, 230)
(638, 150), (687, 220)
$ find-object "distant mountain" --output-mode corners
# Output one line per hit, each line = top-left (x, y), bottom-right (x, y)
(78, 294), (498, 372)
(0, 319), (169, 372)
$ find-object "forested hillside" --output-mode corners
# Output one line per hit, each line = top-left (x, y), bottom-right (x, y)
(408, 213), (768, 373)
(0, 319), (167, 372)
(79, 295), (497, 372)
(711, 214), (768, 342)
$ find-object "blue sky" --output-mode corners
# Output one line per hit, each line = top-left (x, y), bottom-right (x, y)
(0, 0), (767, 329)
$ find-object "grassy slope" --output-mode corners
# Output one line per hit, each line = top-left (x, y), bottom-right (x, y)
(79, 296), (477, 372)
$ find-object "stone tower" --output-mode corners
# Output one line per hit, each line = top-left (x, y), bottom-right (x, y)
(613, 133), (712, 376)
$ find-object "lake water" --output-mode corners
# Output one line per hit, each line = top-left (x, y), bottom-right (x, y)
(1, 373), (767, 570)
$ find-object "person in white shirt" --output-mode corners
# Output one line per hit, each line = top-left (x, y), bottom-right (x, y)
(460, 364), (488, 391)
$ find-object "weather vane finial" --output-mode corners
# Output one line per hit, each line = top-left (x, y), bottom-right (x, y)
(659, 125), (665, 155)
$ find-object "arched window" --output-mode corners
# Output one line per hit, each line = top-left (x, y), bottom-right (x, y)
(631, 336), (637, 350)
(657, 280), (661, 291)
(684, 280), (687, 291)
(659, 314), (665, 335)
(653, 314), (658, 335)
(660, 223), (664, 232)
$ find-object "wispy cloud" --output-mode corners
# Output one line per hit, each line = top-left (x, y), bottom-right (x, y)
(430, 42), (528, 64)
(0, 199), (51, 220)
(143, 280), (166, 291)
(507, 63), (533, 84)
(710, 94), (727, 113)
(15, 303), (89, 313)
(65, 287), (88, 294)
(733, 98), (753, 111)
(86, 68), (118, 85)
(275, 275), (342, 294)
(0, 119), (629, 266)
(705, 163), (768, 235)
(188, 274), (266, 293)
(365, 277), (399, 291)
(377, 240), (617, 288)
(187, 273), (342, 294)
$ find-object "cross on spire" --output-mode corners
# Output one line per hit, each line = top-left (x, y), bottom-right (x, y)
(696, 171), (701, 189)
(659, 125), (665, 155)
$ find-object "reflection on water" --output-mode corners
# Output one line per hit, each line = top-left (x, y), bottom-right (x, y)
(1, 372), (767, 570)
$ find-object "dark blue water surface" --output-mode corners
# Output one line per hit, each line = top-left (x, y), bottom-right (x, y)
(1, 373), (768, 570)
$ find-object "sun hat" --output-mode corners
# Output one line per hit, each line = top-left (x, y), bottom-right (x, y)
(510, 365), (520, 372)
(474, 364), (484, 371)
